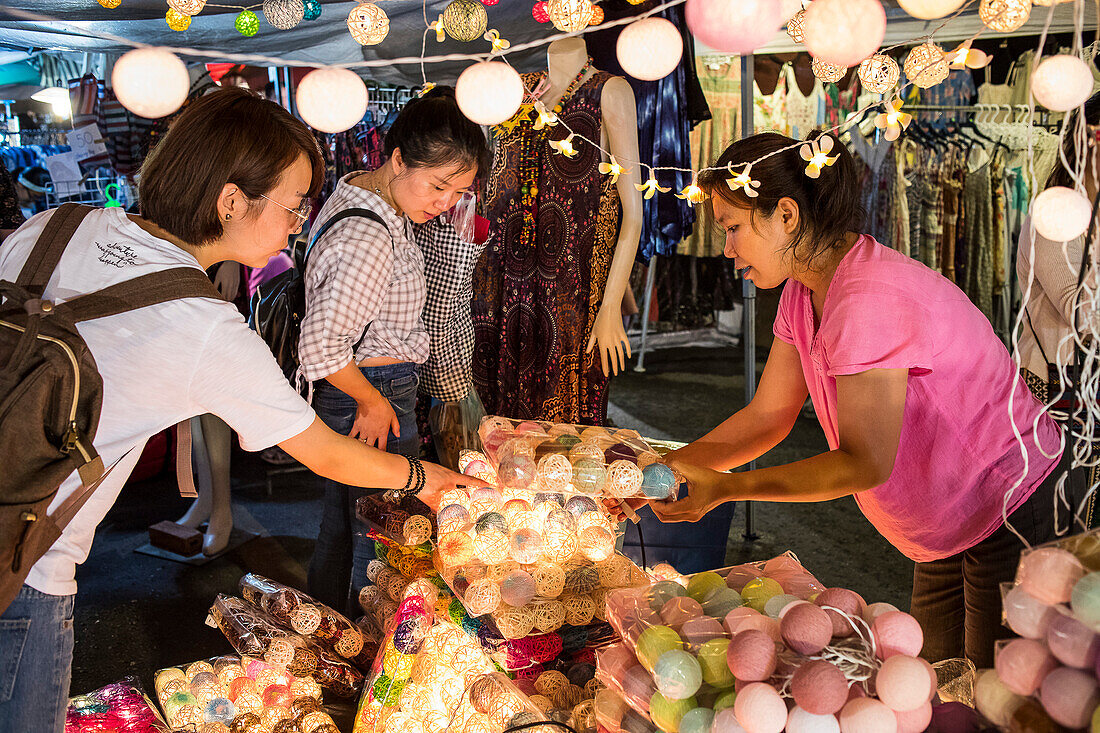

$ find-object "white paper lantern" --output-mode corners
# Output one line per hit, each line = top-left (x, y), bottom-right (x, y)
(1033, 187), (1093, 242)
(979, 0), (1030, 32)
(263, 0), (305, 29)
(803, 0), (886, 68)
(685, 0), (783, 55)
(456, 62), (524, 126)
(616, 18), (684, 81)
(896, 0), (965, 19)
(1031, 55), (1095, 112)
(348, 2), (389, 45)
(296, 68), (368, 133)
(111, 48), (189, 119)
(168, 0), (206, 14)
(903, 42), (949, 89)
(547, 0), (593, 32)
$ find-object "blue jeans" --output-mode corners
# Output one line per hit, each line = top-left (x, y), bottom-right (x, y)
(307, 363), (419, 616)
(0, 585), (75, 733)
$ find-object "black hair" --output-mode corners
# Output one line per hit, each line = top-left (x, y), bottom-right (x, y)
(384, 85), (490, 180)
(1047, 92), (1100, 190)
(698, 131), (865, 268)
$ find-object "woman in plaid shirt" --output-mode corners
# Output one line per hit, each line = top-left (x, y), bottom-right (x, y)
(300, 88), (489, 615)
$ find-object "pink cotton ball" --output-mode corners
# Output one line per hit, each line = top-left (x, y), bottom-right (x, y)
(815, 588), (865, 639)
(839, 698), (897, 733)
(726, 629), (778, 682)
(781, 571), (824, 599)
(725, 565), (759, 592)
(871, 611), (924, 660)
(846, 684), (867, 703)
(734, 682), (788, 733)
(1004, 585), (1057, 640)
(862, 602), (899, 625)
(1046, 606), (1100, 669)
(782, 602), (834, 656)
(622, 664), (656, 705)
(787, 705), (841, 733)
(875, 655), (933, 712)
(919, 656), (938, 703)
(763, 554), (804, 576)
(994, 638), (1058, 696)
(500, 569), (537, 607)
(894, 702), (932, 733)
(661, 596), (704, 630)
(713, 707), (749, 733)
(1018, 547), (1085, 605)
(598, 643), (636, 679)
(681, 616), (725, 650)
(725, 607), (768, 636)
(791, 660), (848, 715)
(1039, 666), (1100, 729)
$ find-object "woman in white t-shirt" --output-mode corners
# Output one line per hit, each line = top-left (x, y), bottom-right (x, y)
(0, 88), (476, 733)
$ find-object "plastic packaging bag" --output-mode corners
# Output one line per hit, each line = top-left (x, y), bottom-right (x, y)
(65, 678), (168, 733)
(429, 385), (487, 471)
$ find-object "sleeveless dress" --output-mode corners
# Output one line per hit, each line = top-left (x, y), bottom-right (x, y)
(473, 70), (621, 424)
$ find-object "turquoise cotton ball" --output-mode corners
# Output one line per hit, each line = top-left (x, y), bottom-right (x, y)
(678, 707), (714, 733)
(702, 587), (743, 618)
(654, 649), (703, 700)
(641, 463), (677, 499)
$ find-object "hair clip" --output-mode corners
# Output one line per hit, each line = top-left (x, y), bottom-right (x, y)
(800, 135), (839, 179)
(726, 163), (760, 197)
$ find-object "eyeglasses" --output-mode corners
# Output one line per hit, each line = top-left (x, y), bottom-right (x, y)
(258, 193), (311, 223)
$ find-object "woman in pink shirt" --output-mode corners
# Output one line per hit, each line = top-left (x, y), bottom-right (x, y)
(649, 131), (1067, 667)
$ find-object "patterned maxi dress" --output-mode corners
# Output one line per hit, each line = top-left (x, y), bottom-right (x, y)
(473, 70), (621, 425)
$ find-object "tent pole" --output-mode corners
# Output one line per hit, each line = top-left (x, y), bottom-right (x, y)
(739, 53), (759, 543)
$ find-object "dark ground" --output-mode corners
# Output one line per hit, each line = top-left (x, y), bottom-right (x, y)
(69, 340), (914, 716)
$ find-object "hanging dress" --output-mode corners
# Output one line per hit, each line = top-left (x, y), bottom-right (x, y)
(474, 70), (621, 425)
(784, 64), (825, 140)
(753, 70), (789, 135)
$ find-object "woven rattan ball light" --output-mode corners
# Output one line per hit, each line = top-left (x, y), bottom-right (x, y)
(903, 42), (949, 88)
(348, 2), (390, 45)
(857, 54), (899, 94)
(547, 0), (594, 32)
(263, 0), (304, 29)
(443, 0), (488, 41)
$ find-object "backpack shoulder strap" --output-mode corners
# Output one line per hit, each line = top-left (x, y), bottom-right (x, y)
(305, 207), (392, 260)
(15, 203), (97, 295)
(53, 267), (224, 323)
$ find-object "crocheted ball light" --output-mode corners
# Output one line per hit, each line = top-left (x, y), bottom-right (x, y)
(616, 17), (684, 82)
(857, 54), (899, 94)
(547, 0), (593, 32)
(263, 0), (304, 29)
(802, 0), (886, 68)
(295, 68), (368, 134)
(897, 0), (965, 18)
(443, 0), (488, 42)
(235, 9), (260, 34)
(347, 2), (389, 45)
(1031, 55), (1095, 112)
(303, 0), (321, 20)
(112, 48), (189, 119)
(811, 58), (847, 83)
(97, 0), (122, 8)
(166, 9), (192, 31)
(903, 42), (948, 89)
(978, 0), (1030, 32)
(589, 4), (604, 24)
(685, 0), (783, 54)
(168, 0), (206, 14)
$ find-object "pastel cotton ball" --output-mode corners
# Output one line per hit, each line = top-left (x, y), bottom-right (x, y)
(781, 602), (834, 656)
(688, 572), (727, 603)
(741, 578), (783, 613)
(1018, 547), (1085, 605)
(623, 664), (657, 703)
(862, 602), (899, 625)
(650, 691), (697, 732)
(974, 668), (1026, 728)
(682, 616), (725, 651)
(725, 565), (759, 592)
(1047, 606), (1100, 668)
(712, 707), (748, 733)
(1004, 585), (1057, 639)
(871, 611), (924, 660)
(1040, 667), (1100, 729)
(663, 597), (705, 630)
(787, 706), (842, 733)
(1072, 572), (1100, 632)
(698, 639), (734, 688)
(876, 656), (933, 712)
(655, 649), (703, 700)
(815, 588), (864, 639)
(726, 629), (777, 682)
(702, 587), (743, 618)
(637, 625), (683, 672)
(679, 707), (714, 733)
(839, 698), (897, 733)
(734, 683), (787, 733)
(894, 702), (932, 733)
(790, 660), (848, 715)
(500, 569), (537, 607)
(994, 638), (1058, 696)
(763, 594), (800, 619)
(725, 607), (768, 636)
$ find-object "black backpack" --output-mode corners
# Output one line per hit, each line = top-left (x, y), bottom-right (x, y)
(249, 207), (389, 389)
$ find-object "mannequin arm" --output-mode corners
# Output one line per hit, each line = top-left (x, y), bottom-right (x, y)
(586, 76), (643, 377)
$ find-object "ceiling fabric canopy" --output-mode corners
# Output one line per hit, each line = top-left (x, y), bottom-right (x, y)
(0, 1), (1094, 86)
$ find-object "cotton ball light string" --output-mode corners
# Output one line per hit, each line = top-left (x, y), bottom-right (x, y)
(995, 637), (1058, 696)
(640, 463), (678, 499)
(780, 602), (832, 655)
(295, 68), (368, 134)
(112, 48), (190, 119)
(615, 17), (684, 82)
(685, 0), (784, 55)
(876, 655), (933, 712)
(653, 649), (702, 700)
(650, 691), (697, 732)
(802, 0), (886, 68)
(263, 0), (305, 30)
(1045, 606), (1100, 668)
(787, 706), (841, 733)
(838, 698), (896, 733)
(456, 61), (524, 126)
(871, 610), (923, 659)
(734, 682), (787, 733)
(1032, 187), (1094, 243)
(978, 0), (1030, 32)
(726, 629), (777, 682)
(1031, 55), (1095, 111)
(1018, 546), (1086, 603)
(347, 1), (389, 45)
(1039, 666), (1100, 729)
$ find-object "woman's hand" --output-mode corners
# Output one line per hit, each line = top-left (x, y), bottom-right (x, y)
(349, 391), (400, 450)
(418, 462), (488, 512)
(650, 460), (731, 523)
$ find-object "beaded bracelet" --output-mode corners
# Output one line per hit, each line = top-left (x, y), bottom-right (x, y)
(383, 456), (425, 504)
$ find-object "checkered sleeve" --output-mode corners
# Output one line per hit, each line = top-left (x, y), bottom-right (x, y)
(298, 218), (393, 382)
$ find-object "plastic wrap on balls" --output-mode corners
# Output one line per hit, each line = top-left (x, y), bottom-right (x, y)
(151, 655), (322, 731)
(65, 678), (167, 733)
(356, 492), (438, 547)
(208, 594), (364, 698)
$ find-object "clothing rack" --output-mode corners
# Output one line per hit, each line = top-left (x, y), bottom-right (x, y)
(0, 128), (70, 146)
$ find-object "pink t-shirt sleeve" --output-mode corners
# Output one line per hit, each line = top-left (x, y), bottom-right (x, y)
(820, 289), (934, 377)
(772, 281), (797, 345)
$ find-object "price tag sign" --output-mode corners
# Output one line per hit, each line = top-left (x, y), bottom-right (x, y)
(66, 124), (107, 162)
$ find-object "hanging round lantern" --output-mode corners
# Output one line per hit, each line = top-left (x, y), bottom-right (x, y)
(532, 2), (550, 22)
(903, 42), (948, 89)
(547, 0), (594, 32)
(857, 54), (899, 94)
(978, 0), (1030, 33)
(443, 0), (488, 42)
(589, 4), (604, 25)
(616, 17), (683, 81)
(97, 0), (121, 7)
(481, 0), (500, 6)
(263, 0), (305, 29)
(1031, 55), (1095, 112)
(348, 2), (389, 45)
(112, 48), (190, 119)
(811, 58), (847, 83)
(166, 8), (192, 30)
(303, 0), (322, 20)
(1033, 187), (1093, 242)
(296, 68), (369, 133)
(786, 9), (807, 44)
(235, 9), (260, 35)
(896, 0), (965, 18)
(168, 0), (206, 14)
(685, 0), (784, 55)
(803, 0), (886, 68)
(456, 61), (524, 126)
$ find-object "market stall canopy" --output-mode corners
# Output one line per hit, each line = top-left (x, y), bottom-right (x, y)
(0, 0), (1094, 86)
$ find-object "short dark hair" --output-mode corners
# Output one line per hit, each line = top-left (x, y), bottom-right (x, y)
(384, 86), (490, 180)
(1047, 92), (1100, 190)
(699, 131), (865, 268)
(139, 87), (324, 245)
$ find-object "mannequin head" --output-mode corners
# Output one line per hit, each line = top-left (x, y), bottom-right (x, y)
(698, 131), (864, 287)
(382, 86), (489, 224)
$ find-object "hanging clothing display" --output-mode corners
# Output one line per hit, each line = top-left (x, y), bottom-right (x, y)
(824, 76), (860, 128)
(753, 71), (789, 134)
(784, 64), (825, 140)
(474, 68), (621, 424)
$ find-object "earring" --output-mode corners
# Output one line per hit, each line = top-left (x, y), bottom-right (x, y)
(225, 214), (231, 221)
